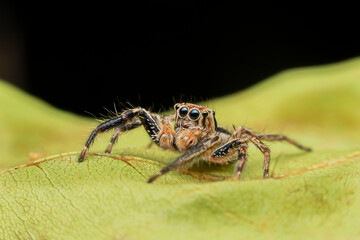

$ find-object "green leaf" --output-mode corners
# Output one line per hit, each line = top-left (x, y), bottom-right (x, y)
(0, 80), (93, 169)
(1, 58), (360, 239)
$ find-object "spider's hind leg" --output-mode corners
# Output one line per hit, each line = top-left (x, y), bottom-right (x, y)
(256, 134), (311, 152)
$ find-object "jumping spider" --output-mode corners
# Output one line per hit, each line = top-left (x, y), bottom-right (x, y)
(78, 103), (311, 183)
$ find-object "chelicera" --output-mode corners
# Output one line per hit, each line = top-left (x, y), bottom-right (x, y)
(78, 103), (311, 183)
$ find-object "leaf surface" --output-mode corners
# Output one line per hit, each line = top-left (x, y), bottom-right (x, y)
(1, 58), (360, 239)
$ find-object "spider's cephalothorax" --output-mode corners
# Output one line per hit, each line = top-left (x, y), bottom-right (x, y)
(173, 103), (218, 152)
(174, 103), (216, 133)
(78, 103), (311, 183)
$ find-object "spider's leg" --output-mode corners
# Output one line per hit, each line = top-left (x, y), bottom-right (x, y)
(105, 128), (121, 154)
(236, 142), (248, 179)
(212, 139), (240, 158)
(147, 136), (221, 183)
(79, 108), (161, 162)
(232, 127), (271, 178)
(211, 139), (248, 179)
(248, 134), (271, 178)
(105, 122), (142, 153)
(138, 110), (161, 144)
(79, 109), (140, 162)
(256, 134), (311, 152)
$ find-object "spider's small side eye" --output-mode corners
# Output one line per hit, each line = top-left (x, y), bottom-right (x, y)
(179, 106), (188, 118)
(202, 111), (208, 118)
(174, 104), (180, 111)
(189, 109), (200, 120)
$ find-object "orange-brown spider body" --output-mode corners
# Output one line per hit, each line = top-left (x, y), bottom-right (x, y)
(78, 103), (311, 183)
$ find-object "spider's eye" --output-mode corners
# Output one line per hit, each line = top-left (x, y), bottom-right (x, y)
(202, 111), (208, 118)
(174, 104), (180, 111)
(179, 106), (188, 118)
(189, 109), (200, 120)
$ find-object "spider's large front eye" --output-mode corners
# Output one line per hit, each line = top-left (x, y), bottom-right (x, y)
(179, 106), (188, 118)
(189, 109), (200, 121)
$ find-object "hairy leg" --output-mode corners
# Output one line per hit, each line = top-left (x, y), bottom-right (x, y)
(105, 122), (142, 153)
(249, 136), (271, 178)
(211, 138), (248, 179)
(256, 134), (311, 152)
(105, 128), (121, 154)
(147, 136), (221, 183)
(236, 142), (248, 179)
(79, 108), (161, 162)
(232, 127), (271, 178)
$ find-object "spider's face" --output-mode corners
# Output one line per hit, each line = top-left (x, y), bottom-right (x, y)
(173, 103), (217, 133)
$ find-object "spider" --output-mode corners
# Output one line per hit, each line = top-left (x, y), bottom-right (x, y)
(78, 103), (311, 183)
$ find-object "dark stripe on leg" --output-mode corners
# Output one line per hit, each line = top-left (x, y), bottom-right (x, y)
(212, 139), (240, 158)
(138, 110), (161, 143)
(147, 136), (220, 183)
(78, 109), (138, 162)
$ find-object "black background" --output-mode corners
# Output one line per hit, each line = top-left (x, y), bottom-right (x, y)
(1, 2), (360, 116)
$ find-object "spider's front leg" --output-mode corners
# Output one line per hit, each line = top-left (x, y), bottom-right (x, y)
(236, 142), (248, 179)
(213, 127), (271, 178)
(230, 127), (312, 178)
(234, 127), (272, 178)
(78, 108), (161, 162)
(105, 121), (142, 154)
(147, 136), (221, 183)
(212, 139), (248, 179)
